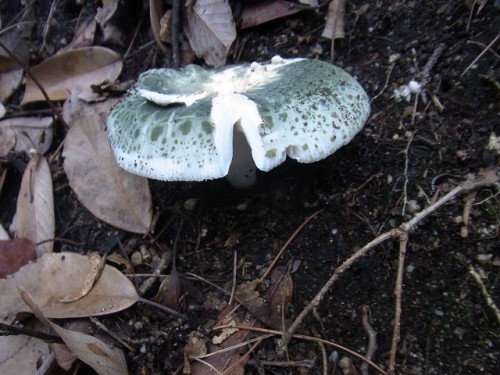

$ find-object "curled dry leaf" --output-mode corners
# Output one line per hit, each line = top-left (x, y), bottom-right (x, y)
(21, 46), (123, 105)
(0, 238), (37, 278)
(0, 116), (53, 156)
(0, 252), (138, 324)
(184, 0), (237, 67)
(62, 98), (152, 233)
(0, 319), (51, 374)
(14, 153), (55, 257)
(20, 288), (128, 375)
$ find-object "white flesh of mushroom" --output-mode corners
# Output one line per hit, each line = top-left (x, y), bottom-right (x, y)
(107, 57), (370, 187)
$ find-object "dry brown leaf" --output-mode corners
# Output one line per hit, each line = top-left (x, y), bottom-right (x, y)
(183, 332), (207, 374)
(184, 0), (237, 67)
(0, 126), (15, 156)
(14, 153), (55, 257)
(239, 0), (301, 30)
(0, 238), (37, 278)
(322, 0), (346, 40)
(0, 116), (53, 155)
(190, 306), (250, 375)
(150, 0), (168, 51)
(0, 30), (29, 103)
(269, 265), (293, 320)
(95, 0), (126, 45)
(0, 319), (51, 374)
(0, 252), (139, 324)
(62, 99), (152, 233)
(20, 288), (128, 375)
(21, 46), (122, 104)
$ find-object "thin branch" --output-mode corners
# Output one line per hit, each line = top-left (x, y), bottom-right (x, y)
(282, 177), (499, 348)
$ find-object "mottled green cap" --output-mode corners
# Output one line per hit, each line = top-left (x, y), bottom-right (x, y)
(107, 56), (370, 182)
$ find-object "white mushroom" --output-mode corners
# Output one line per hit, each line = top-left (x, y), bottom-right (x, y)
(107, 56), (370, 188)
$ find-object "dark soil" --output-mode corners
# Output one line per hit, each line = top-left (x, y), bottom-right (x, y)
(1, 1), (499, 374)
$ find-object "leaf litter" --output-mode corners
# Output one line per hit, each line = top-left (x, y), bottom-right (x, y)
(20, 288), (128, 375)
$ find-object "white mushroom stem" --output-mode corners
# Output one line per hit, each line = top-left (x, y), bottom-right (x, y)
(226, 126), (256, 189)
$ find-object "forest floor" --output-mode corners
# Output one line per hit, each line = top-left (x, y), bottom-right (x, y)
(0, 1), (499, 374)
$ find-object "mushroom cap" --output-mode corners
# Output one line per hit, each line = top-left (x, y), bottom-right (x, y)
(107, 57), (370, 182)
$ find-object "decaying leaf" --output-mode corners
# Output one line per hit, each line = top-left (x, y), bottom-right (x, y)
(0, 126), (15, 156)
(322, 0), (346, 40)
(183, 332), (207, 374)
(59, 252), (106, 302)
(269, 265), (293, 320)
(0, 30), (29, 103)
(62, 98), (152, 234)
(0, 252), (138, 324)
(0, 238), (37, 278)
(0, 116), (53, 155)
(184, 0), (237, 67)
(20, 288), (128, 375)
(239, 0), (301, 30)
(14, 153), (55, 257)
(0, 319), (51, 374)
(21, 46), (122, 104)
(190, 305), (251, 375)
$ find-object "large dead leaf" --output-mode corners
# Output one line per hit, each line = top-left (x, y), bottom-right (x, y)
(0, 239), (37, 278)
(0, 252), (138, 324)
(21, 46), (122, 104)
(0, 116), (53, 156)
(62, 99), (152, 233)
(14, 153), (55, 257)
(0, 320), (51, 375)
(184, 0), (237, 67)
(20, 289), (128, 375)
(0, 30), (29, 103)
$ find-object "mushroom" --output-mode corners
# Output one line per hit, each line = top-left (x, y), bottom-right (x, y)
(107, 56), (370, 188)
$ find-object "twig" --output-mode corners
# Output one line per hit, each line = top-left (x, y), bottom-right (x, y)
(225, 324), (387, 375)
(229, 249), (237, 305)
(401, 132), (414, 215)
(467, 265), (500, 324)
(281, 177), (499, 348)
(360, 306), (377, 375)
(138, 249), (172, 296)
(0, 322), (63, 344)
(388, 233), (408, 375)
(460, 191), (477, 238)
(0, 39), (69, 129)
(258, 209), (324, 284)
(420, 43), (445, 87)
(461, 34), (499, 77)
(90, 316), (134, 352)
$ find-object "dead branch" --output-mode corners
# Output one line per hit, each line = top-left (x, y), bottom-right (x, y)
(282, 176), (499, 351)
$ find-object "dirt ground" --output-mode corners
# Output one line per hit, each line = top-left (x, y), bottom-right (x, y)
(1, 0), (499, 374)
